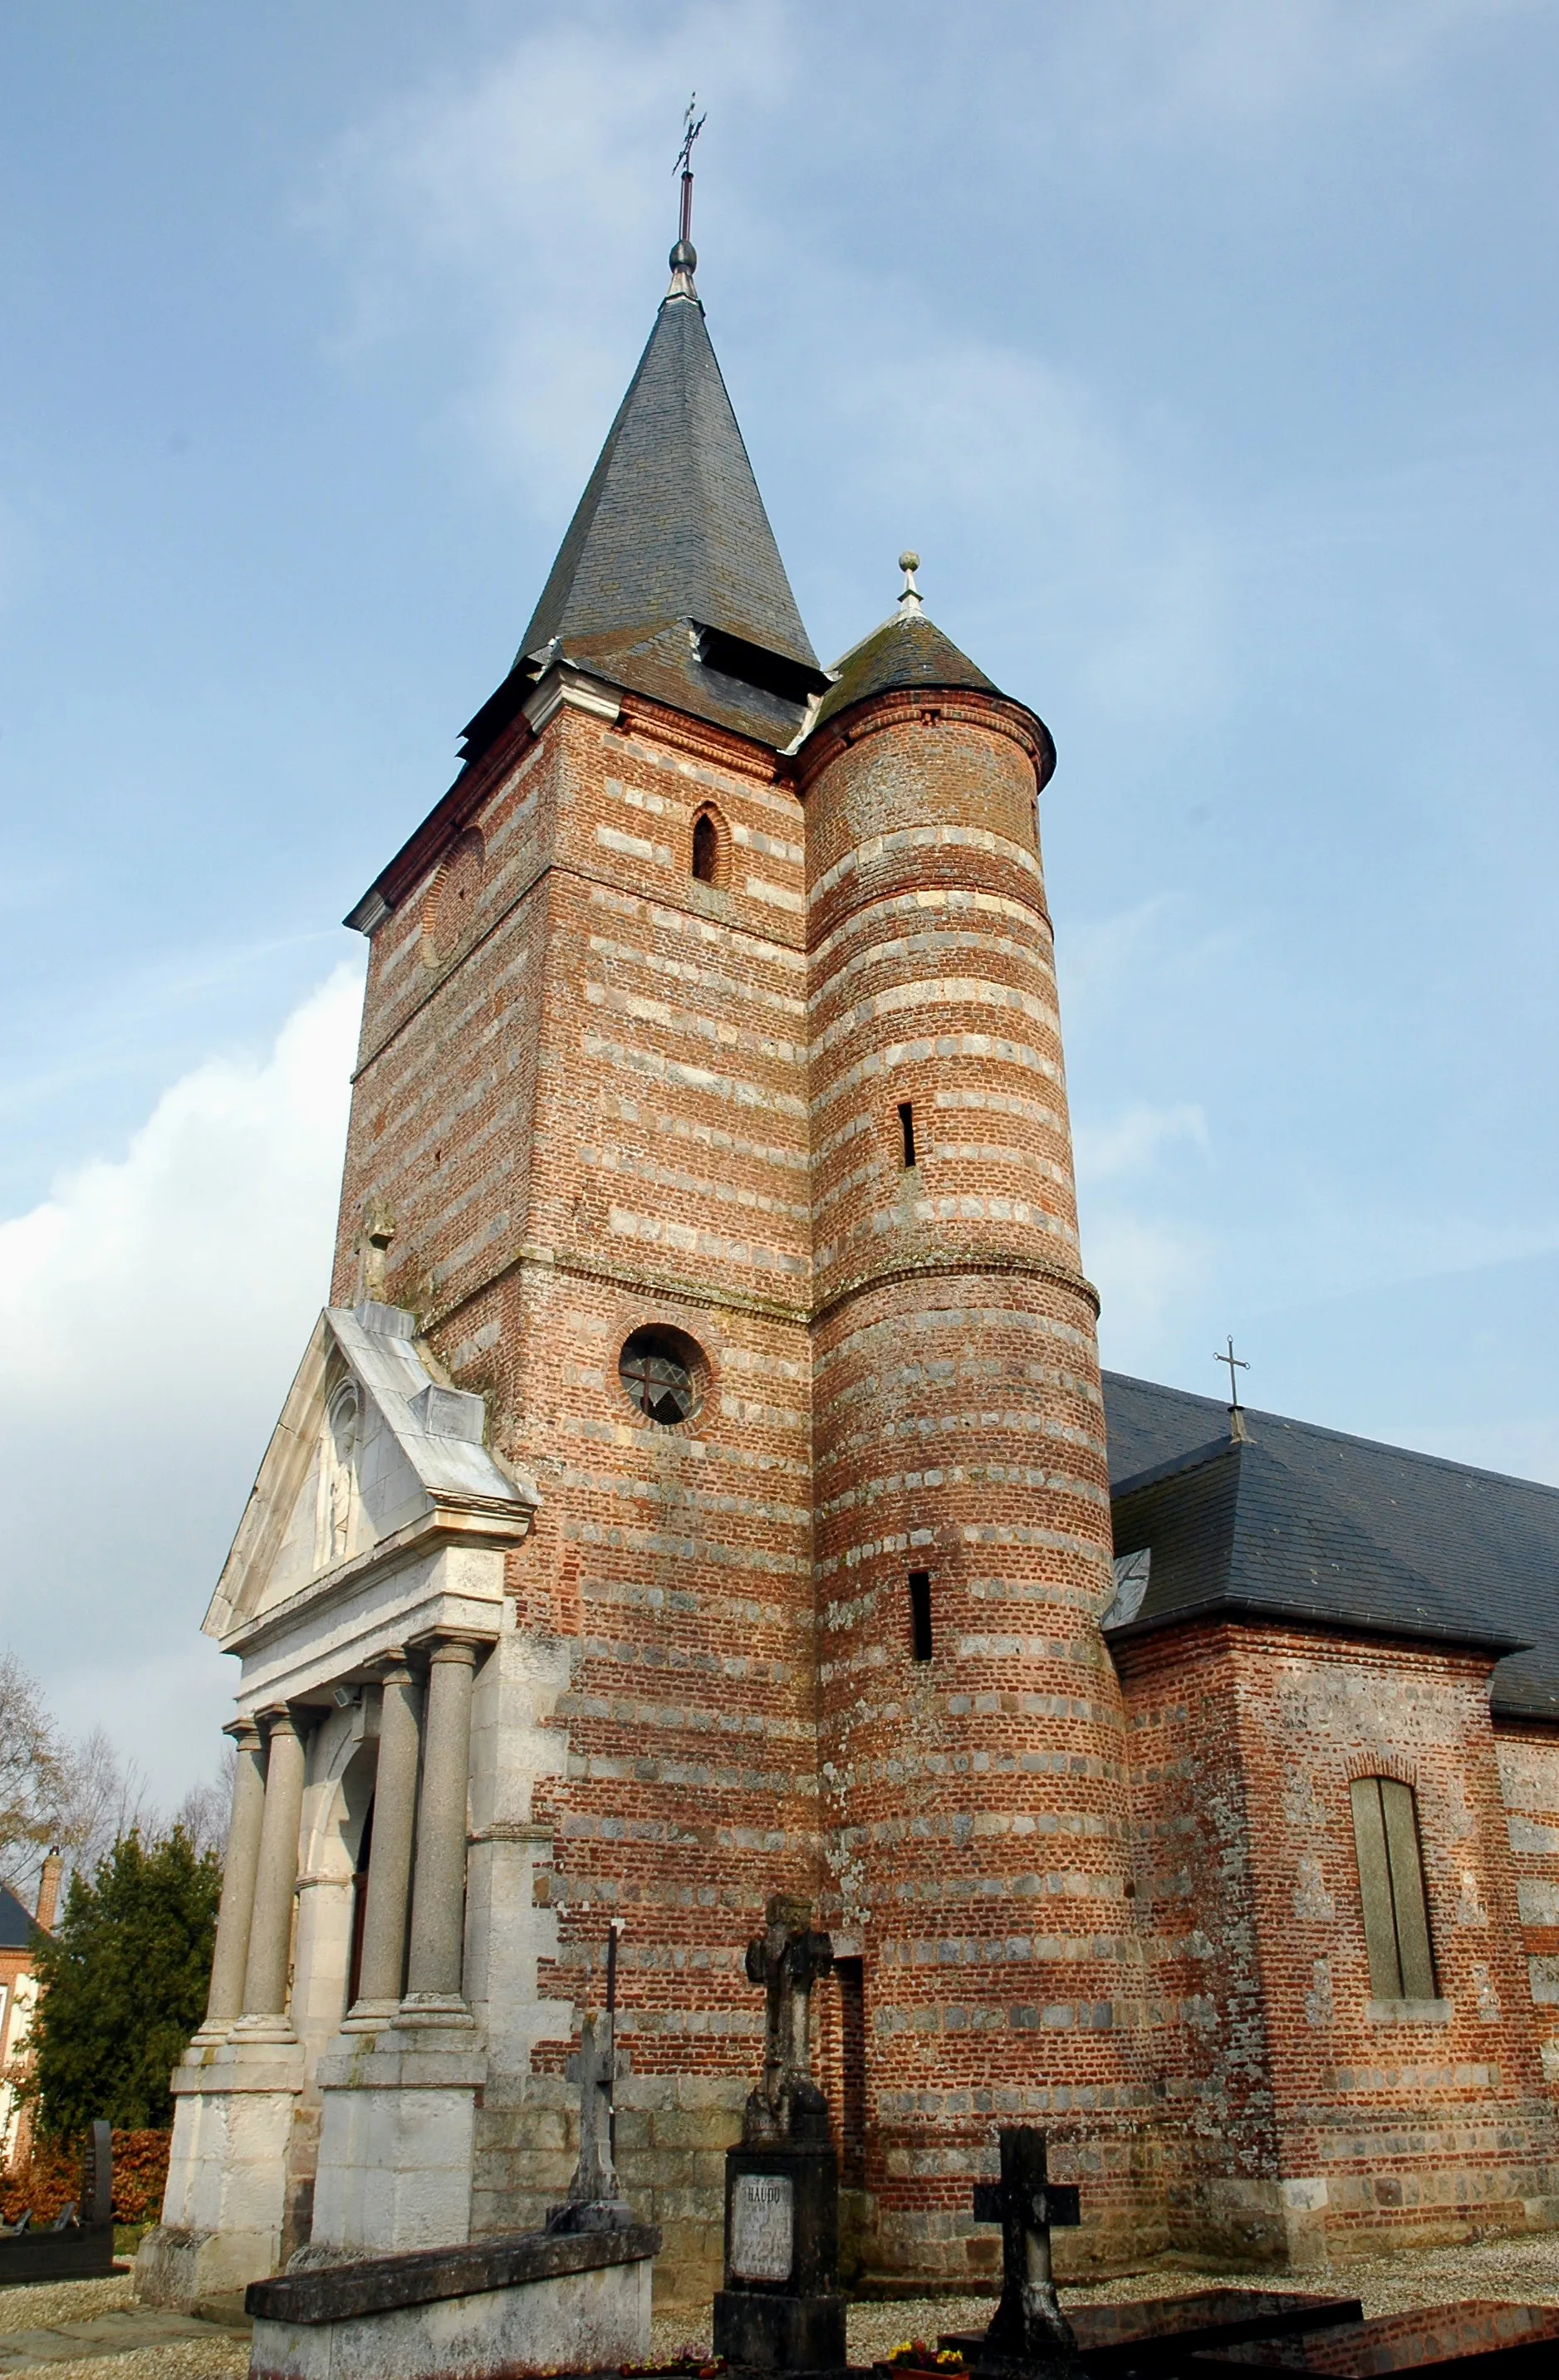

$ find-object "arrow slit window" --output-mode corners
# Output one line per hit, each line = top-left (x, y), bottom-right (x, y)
(908, 1570), (933, 1663)
(1350, 1775), (1437, 2001)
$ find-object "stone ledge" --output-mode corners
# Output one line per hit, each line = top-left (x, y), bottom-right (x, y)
(1365, 1997), (1454, 2025)
(246, 2223), (660, 2325)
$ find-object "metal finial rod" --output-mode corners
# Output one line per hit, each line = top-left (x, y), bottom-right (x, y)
(674, 93), (706, 245)
(1214, 1334), (1249, 1408)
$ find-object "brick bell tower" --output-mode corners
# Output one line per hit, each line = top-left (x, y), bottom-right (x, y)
(329, 210), (1153, 2292)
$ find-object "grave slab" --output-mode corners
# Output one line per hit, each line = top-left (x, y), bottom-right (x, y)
(941, 2291), (1365, 2378)
(1184, 2300), (1559, 2376)
(245, 2222), (659, 2380)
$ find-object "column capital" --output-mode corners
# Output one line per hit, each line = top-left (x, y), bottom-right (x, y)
(258, 1702), (307, 1737)
(368, 1648), (416, 1684)
(224, 1715), (264, 1749)
(419, 1634), (485, 1668)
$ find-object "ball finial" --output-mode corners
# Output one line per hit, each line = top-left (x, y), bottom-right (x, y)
(897, 551), (924, 613)
(899, 550), (920, 577)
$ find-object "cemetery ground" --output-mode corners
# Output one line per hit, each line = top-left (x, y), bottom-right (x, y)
(7, 2236), (1559, 2379)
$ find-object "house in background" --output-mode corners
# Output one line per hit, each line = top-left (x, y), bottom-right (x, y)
(0, 1854), (61, 2172)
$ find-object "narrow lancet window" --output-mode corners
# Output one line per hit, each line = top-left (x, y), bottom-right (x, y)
(1350, 1776), (1437, 2001)
(909, 1570), (933, 1662)
(898, 1101), (917, 1169)
(692, 810), (719, 883)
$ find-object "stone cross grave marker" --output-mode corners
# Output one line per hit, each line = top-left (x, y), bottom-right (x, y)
(743, 1889), (833, 2145)
(970, 2128), (1083, 2378)
(548, 2012), (630, 2233)
(713, 1893), (846, 2374)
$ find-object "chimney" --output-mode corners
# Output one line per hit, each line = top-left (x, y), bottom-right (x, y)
(34, 1848), (63, 1933)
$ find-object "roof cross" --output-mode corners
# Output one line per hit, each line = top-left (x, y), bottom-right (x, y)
(1214, 1334), (1249, 1409)
(674, 93), (707, 245)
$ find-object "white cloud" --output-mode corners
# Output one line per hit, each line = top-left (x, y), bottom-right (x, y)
(1076, 1100), (1208, 1185)
(0, 967), (362, 1802)
(814, 328), (1228, 717)
(1042, 0), (1531, 153)
(1088, 1211), (1218, 1363)
(307, 7), (1232, 718)
(310, 0), (793, 507)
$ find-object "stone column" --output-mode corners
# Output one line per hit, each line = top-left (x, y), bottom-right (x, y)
(238, 1706), (309, 2032)
(402, 1639), (478, 2020)
(346, 1657), (422, 2025)
(198, 1717), (268, 2039)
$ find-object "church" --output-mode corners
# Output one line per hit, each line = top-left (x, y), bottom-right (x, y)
(141, 203), (1559, 2317)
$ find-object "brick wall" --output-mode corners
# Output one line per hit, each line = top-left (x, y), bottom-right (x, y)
(1493, 1724), (1559, 2096)
(1117, 1620), (1559, 2264)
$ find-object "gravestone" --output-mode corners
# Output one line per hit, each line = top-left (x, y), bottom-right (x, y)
(0, 2119), (115, 2282)
(968, 2128), (1083, 2380)
(549, 2013), (631, 2235)
(712, 1894), (846, 2374)
(83, 2122), (113, 2231)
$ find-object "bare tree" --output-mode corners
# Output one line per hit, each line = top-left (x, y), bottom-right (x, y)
(171, 1743), (237, 1862)
(0, 1657), (234, 1900)
(56, 1728), (159, 1879)
(0, 1653), (72, 1897)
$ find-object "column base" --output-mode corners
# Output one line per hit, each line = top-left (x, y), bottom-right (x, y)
(397, 1991), (475, 2028)
(185, 2019), (238, 2051)
(228, 2011), (301, 2049)
(339, 1998), (402, 2034)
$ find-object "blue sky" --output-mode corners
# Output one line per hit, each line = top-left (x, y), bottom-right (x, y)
(2, 0), (1557, 1800)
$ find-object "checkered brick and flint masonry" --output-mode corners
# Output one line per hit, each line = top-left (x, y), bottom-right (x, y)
(140, 230), (1559, 2317)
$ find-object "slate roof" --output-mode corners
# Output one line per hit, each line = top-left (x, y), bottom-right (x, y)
(460, 267), (824, 759)
(0, 1884), (38, 1951)
(1102, 1370), (1559, 1721)
(810, 609), (1001, 733)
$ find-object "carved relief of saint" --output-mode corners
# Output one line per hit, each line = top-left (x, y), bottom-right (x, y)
(323, 1383), (360, 1566)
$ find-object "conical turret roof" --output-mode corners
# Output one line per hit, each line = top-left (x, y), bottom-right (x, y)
(810, 606), (999, 733)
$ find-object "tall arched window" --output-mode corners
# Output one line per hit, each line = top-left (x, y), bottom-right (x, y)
(1350, 1776), (1437, 2001)
(691, 809), (722, 884)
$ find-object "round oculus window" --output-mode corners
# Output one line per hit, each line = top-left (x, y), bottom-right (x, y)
(619, 1325), (704, 1427)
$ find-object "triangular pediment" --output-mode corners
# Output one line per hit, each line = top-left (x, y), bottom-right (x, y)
(204, 1300), (533, 1643)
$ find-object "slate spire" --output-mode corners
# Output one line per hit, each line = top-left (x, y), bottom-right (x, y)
(440, 214), (829, 761)
(518, 257), (816, 677)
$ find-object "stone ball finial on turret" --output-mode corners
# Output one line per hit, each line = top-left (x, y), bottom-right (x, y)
(897, 550), (923, 613)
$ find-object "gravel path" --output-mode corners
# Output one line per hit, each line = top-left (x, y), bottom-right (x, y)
(9, 2234), (1559, 2377)
(650, 2229), (1559, 2360)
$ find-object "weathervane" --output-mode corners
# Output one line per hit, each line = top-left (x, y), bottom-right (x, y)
(1214, 1334), (1249, 1410)
(674, 93), (707, 247)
